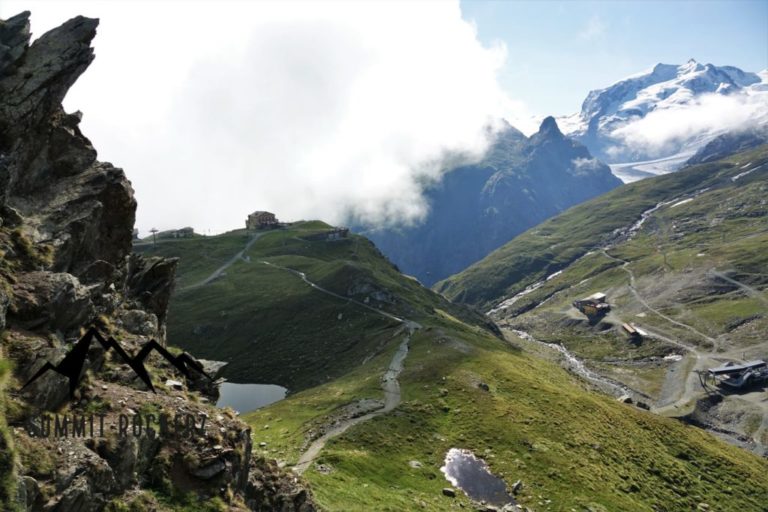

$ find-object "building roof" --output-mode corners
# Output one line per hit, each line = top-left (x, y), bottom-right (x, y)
(708, 360), (767, 376)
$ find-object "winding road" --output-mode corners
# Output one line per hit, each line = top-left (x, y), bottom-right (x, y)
(709, 270), (768, 307)
(293, 326), (416, 474)
(600, 250), (717, 346)
(258, 259), (420, 474)
(182, 234), (422, 471)
(181, 232), (270, 291)
(260, 260), (405, 323)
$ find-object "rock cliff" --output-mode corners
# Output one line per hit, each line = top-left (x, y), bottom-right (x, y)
(0, 11), (314, 511)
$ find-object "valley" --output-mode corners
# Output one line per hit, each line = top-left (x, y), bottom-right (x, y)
(2, 6), (766, 512)
(142, 184), (768, 509)
(444, 145), (768, 458)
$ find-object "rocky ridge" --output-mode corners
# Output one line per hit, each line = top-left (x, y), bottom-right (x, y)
(0, 11), (314, 511)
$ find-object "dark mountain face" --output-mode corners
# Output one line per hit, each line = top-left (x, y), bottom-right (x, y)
(357, 117), (621, 286)
(686, 128), (768, 165)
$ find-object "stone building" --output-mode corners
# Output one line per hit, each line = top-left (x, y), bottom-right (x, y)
(246, 211), (278, 229)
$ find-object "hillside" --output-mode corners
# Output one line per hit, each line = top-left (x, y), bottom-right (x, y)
(239, 288), (768, 511)
(356, 117), (620, 286)
(134, 222), (495, 391)
(141, 209), (768, 510)
(436, 144), (768, 454)
(435, 144), (768, 311)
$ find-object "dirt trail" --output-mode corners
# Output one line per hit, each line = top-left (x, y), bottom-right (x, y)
(600, 250), (717, 345)
(709, 270), (768, 306)
(293, 324), (418, 474)
(260, 261), (405, 323)
(490, 196), (768, 451)
(181, 232), (270, 290)
(261, 260), (418, 474)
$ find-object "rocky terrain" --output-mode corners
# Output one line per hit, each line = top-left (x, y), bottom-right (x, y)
(0, 12), (314, 511)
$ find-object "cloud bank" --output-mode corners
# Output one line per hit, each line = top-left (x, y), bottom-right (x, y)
(1, 0), (527, 235)
(609, 90), (768, 158)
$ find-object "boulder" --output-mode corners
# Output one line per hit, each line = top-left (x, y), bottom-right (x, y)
(186, 357), (227, 398)
(118, 309), (158, 336)
(15, 475), (42, 511)
(192, 459), (228, 480)
(165, 379), (184, 391)
(124, 254), (179, 334)
(10, 271), (94, 335)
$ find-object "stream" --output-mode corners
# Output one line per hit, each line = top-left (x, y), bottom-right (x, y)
(509, 329), (632, 397)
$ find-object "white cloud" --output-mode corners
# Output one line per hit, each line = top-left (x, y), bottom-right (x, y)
(609, 91), (768, 157)
(1, 0), (530, 235)
(578, 15), (606, 41)
(571, 157), (601, 171)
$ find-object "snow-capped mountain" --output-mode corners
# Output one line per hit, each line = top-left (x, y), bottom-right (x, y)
(558, 59), (768, 182)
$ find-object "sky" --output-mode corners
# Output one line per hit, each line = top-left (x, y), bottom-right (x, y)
(461, 0), (768, 115)
(1, 0), (766, 235)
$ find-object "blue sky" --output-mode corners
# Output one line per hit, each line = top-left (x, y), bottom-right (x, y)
(461, 0), (768, 115)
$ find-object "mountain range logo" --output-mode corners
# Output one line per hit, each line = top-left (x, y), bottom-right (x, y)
(21, 327), (210, 398)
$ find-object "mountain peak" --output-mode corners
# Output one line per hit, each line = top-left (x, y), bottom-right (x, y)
(680, 58), (704, 74)
(538, 116), (563, 138)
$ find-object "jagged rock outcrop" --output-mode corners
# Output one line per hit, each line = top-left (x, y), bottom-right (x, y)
(0, 11), (315, 511)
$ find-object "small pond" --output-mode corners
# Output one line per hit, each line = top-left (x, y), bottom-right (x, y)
(216, 383), (287, 413)
(440, 448), (516, 507)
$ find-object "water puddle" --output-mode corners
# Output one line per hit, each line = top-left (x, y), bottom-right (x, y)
(216, 383), (287, 413)
(440, 448), (515, 507)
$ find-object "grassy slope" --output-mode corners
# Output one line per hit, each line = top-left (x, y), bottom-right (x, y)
(434, 145), (768, 312)
(134, 222), (490, 391)
(245, 318), (768, 511)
